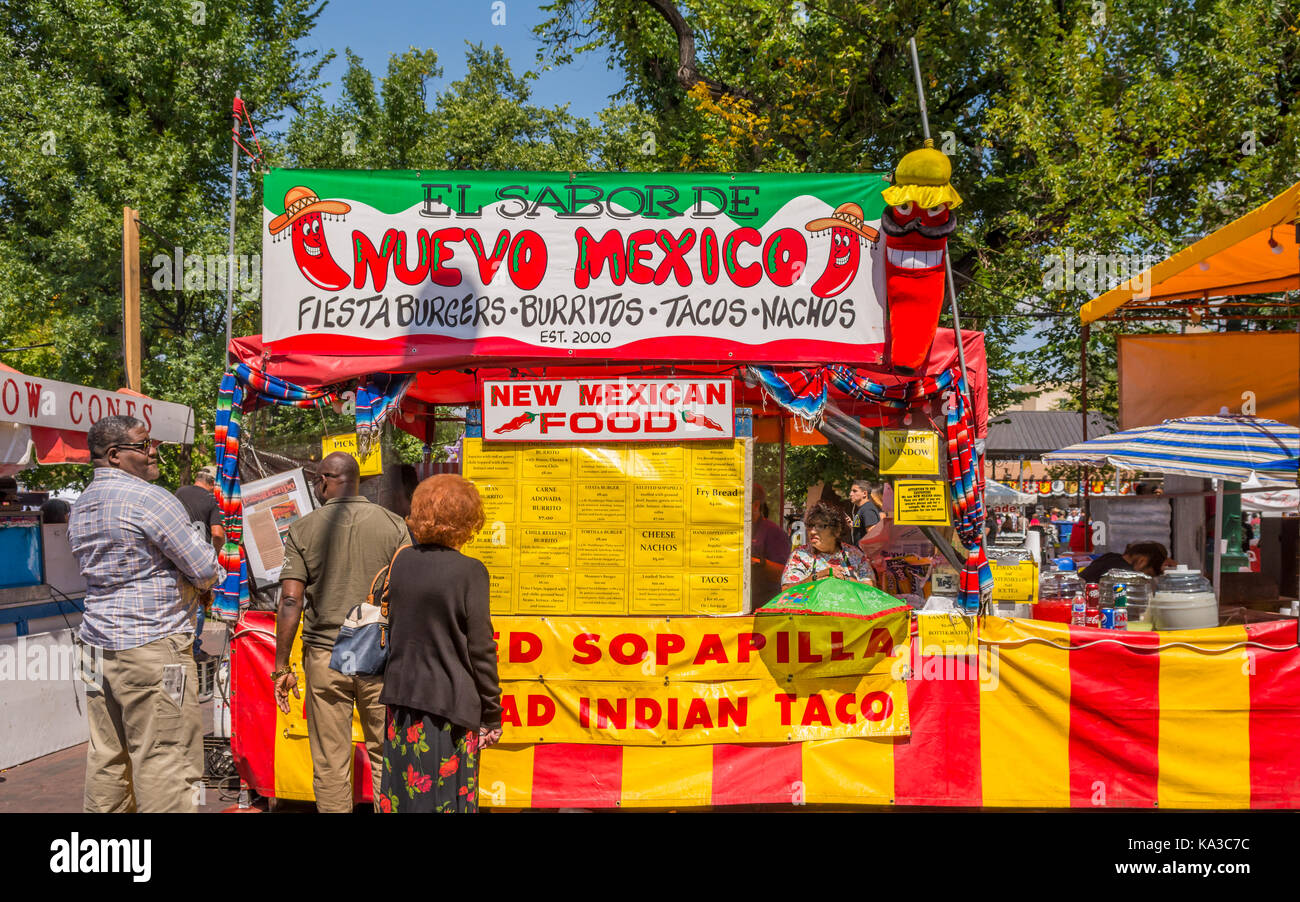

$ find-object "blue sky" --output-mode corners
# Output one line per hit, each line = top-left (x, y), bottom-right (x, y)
(304, 1), (625, 122)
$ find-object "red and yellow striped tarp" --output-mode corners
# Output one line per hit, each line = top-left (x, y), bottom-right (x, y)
(479, 617), (1300, 809)
(230, 612), (1300, 809)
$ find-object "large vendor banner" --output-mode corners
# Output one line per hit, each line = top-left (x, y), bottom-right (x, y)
(482, 377), (733, 442)
(260, 169), (889, 363)
(492, 613), (911, 744)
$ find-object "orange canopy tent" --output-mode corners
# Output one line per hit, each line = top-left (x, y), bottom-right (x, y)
(1081, 181), (1299, 323)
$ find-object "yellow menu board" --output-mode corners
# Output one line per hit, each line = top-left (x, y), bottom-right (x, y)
(461, 438), (747, 616)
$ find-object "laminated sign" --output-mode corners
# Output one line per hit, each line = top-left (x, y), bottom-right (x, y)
(878, 430), (941, 476)
(892, 479), (950, 525)
(260, 169), (890, 364)
(989, 560), (1039, 604)
(321, 433), (383, 476)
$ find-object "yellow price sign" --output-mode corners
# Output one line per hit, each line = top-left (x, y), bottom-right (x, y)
(321, 433), (383, 477)
(892, 479), (950, 525)
(879, 430), (941, 476)
(917, 612), (978, 656)
(989, 560), (1039, 604)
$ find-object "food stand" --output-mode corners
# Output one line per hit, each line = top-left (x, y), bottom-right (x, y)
(220, 168), (1300, 809)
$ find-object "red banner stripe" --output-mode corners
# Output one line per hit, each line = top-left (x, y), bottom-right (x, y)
(893, 642), (982, 806)
(1068, 627), (1161, 808)
(529, 744), (624, 808)
(230, 611), (279, 798)
(1247, 620), (1300, 809)
(711, 743), (803, 807)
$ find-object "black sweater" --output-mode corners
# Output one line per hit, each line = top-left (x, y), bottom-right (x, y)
(1079, 552), (1130, 584)
(379, 544), (502, 730)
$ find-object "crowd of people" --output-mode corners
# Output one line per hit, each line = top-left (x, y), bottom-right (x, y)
(66, 416), (502, 814)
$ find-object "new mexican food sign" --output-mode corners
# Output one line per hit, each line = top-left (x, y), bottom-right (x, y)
(261, 169), (889, 363)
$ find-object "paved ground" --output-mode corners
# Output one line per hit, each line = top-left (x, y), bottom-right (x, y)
(0, 623), (254, 813)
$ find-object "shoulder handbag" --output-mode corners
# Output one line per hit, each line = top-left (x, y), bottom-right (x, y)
(329, 544), (410, 676)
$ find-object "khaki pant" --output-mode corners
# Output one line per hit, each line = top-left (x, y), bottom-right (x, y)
(301, 645), (386, 813)
(84, 634), (203, 813)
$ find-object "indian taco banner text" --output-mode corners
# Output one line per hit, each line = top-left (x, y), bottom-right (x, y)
(261, 170), (890, 362)
(483, 378), (734, 441)
(494, 614), (909, 682)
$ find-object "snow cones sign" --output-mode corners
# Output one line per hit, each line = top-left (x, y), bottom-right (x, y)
(261, 169), (893, 363)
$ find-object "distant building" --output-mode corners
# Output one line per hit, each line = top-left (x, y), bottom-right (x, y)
(984, 385), (1116, 492)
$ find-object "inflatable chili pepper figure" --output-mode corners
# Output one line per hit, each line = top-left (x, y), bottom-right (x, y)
(803, 203), (879, 299)
(879, 141), (962, 375)
(268, 185), (352, 292)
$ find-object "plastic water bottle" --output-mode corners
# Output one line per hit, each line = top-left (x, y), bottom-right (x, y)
(1074, 583), (1096, 626)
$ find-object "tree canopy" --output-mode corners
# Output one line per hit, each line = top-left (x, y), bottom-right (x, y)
(537, 0), (1299, 414)
(2, 0), (1295, 492)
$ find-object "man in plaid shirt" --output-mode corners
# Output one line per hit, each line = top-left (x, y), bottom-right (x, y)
(68, 415), (222, 812)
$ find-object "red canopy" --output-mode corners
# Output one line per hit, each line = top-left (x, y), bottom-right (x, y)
(230, 329), (988, 437)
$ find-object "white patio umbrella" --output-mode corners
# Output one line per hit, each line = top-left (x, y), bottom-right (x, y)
(986, 479), (1036, 505)
(1042, 415), (1298, 486)
(1043, 415), (1299, 597)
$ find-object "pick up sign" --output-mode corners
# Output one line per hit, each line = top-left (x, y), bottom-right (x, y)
(482, 378), (734, 442)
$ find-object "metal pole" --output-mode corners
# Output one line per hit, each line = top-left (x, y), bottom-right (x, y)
(1213, 479), (1224, 600)
(778, 418), (786, 531)
(225, 90), (240, 362)
(907, 38), (970, 397)
(1080, 322), (1090, 537)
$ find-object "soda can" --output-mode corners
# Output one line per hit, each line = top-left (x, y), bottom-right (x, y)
(1101, 607), (1116, 629)
(1114, 607), (1128, 630)
(1085, 583), (1100, 606)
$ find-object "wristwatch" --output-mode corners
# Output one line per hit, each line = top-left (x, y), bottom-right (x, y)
(271, 668), (293, 681)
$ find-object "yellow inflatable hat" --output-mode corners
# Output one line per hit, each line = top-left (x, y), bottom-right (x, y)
(880, 139), (963, 210)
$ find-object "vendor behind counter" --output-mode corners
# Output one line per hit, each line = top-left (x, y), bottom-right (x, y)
(1080, 542), (1169, 583)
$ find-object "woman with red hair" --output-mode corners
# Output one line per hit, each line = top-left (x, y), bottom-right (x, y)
(377, 474), (503, 813)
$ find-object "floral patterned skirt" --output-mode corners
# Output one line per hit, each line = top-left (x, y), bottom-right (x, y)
(379, 705), (479, 813)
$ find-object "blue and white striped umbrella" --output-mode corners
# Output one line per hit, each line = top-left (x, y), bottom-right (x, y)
(1042, 415), (1298, 487)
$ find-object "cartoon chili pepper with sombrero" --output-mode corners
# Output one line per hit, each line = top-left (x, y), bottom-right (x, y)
(804, 203), (879, 298)
(268, 185), (352, 291)
(879, 140), (962, 376)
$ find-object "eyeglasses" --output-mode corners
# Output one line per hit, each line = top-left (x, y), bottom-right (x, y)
(312, 471), (343, 484)
(110, 440), (158, 454)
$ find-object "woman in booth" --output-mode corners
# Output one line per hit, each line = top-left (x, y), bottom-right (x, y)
(781, 502), (875, 588)
(378, 474), (503, 813)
